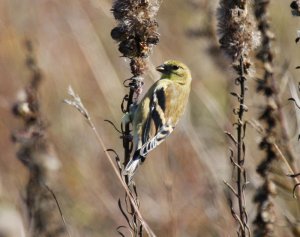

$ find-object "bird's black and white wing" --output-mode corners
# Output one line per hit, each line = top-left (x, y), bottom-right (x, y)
(139, 124), (174, 157)
(139, 87), (174, 158)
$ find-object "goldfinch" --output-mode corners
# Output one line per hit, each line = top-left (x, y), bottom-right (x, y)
(124, 60), (192, 178)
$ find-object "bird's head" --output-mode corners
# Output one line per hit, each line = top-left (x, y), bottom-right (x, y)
(156, 60), (192, 85)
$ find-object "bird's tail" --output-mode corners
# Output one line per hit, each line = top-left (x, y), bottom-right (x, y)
(123, 150), (143, 179)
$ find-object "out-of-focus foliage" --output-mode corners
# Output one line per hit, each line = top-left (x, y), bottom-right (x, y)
(0, 0), (299, 236)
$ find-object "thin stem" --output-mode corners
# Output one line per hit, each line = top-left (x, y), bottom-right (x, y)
(122, 81), (141, 236)
(43, 184), (72, 237)
(236, 57), (247, 237)
(271, 76), (297, 165)
(273, 143), (300, 198)
(87, 118), (156, 237)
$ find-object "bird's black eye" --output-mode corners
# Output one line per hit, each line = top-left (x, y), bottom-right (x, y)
(172, 65), (179, 70)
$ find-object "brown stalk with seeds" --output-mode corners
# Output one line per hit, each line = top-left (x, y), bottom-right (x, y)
(252, 1), (278, 236)
(110, 0), (160, 236)
(217, 0), (259, 236)
(11, 41), (67, 237)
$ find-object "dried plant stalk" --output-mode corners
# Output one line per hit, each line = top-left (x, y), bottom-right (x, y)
(253, 1), (300, 234)
(252, 1), (278, 236)
(111, 0), (160, 236)
(64, 86), (156, 237)
(11, 41), (66, 237)
(218, 0), (258, 236)
(111, 0), (160, 163)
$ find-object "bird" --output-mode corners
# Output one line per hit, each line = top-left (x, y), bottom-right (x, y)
(123, 60), (192, 179)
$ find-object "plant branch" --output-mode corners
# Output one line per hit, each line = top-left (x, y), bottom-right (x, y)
(64, 87), (156, 237)
(236, 57), (248, 237)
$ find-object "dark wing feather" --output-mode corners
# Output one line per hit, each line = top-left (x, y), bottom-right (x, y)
(141, 87), (164, 143)
(140, 125), (174, 157)
(139, 87), (173, 157)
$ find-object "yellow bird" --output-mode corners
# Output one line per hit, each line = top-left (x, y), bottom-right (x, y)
(124, 60), (192, 178)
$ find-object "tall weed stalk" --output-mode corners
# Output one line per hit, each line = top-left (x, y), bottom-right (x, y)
(217, 1), (259, 236)
(111, 0), (160, 236)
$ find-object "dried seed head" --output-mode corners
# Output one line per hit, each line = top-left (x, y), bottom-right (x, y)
(130, 58), (147, 75)
(111, 26), (129, 42)
(266, 180), (277, 196)
(217, 0), (260, 74)
(112, 0), (159, 20)
(261, 201), (276, 223)
(111, 0), (160, 75)
(118, 39), (138, 57)
(291, 0), (300, 16)
(64, 86), (90, 120)
(12, 102), (34, 120)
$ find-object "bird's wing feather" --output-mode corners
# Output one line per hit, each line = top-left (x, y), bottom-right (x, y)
(139, 124), (174, 157)
(141, 107), (152, 144)
(139, 85), (174, 157)
(140, 85), (166, 143)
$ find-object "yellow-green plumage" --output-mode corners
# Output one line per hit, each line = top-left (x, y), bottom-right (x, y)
(124, 60), (192, 178)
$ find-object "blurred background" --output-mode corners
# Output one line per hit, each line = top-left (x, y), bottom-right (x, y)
(1, 0), (300, 236)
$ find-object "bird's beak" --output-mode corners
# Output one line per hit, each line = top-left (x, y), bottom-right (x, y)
(156, 64), (167, 73)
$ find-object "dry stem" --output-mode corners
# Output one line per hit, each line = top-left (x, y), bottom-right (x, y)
(12, 40), (66, 237)
(64, 87), (156, 237)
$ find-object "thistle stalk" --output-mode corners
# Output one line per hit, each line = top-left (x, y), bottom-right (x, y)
(236, 57), (247, 237)
(11, 41), (66, 237)
(111, 0), (160, 236)
(218, 0), (259, 236)
(252, 1), (278, 236)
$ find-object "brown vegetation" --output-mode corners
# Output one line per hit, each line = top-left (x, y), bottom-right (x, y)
(0, 0), (300, 236)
